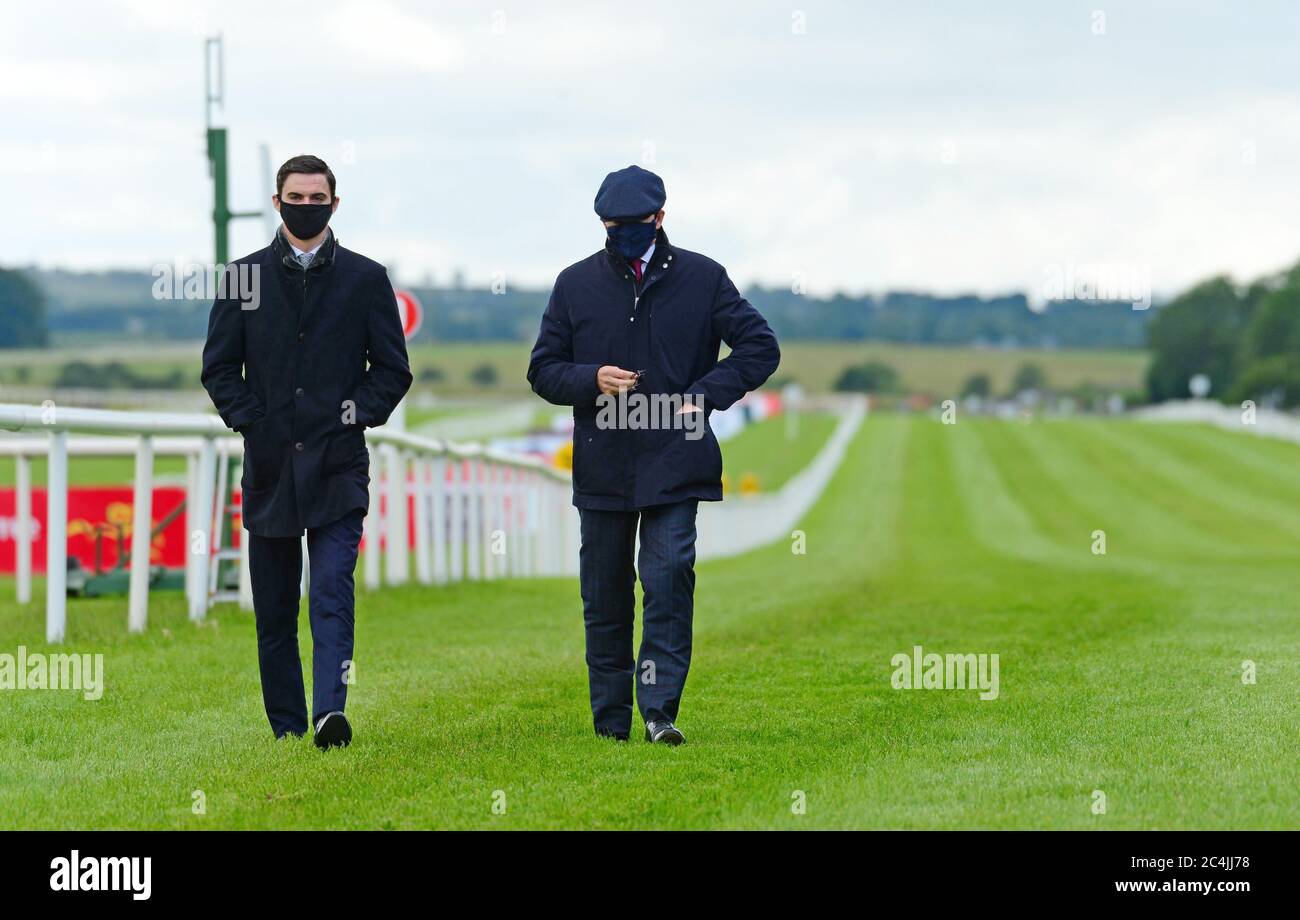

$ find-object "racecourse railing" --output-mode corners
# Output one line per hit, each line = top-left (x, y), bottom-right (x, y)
(1132, 398), (1300, 443)
(0, 402), (577, 644)
(696, 395), (866, 560)
(0, 398), (864, 645)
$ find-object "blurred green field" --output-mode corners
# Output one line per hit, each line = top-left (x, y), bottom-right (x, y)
(406, 342), (1148, 398)
(1, 413), (1295, 829)
(721, 410), (838, 491)
(0, 341), (1149, 399)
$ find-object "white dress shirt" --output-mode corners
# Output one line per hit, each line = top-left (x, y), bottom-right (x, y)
(289, 237), (326, 262)
(635, 242), (656, 276)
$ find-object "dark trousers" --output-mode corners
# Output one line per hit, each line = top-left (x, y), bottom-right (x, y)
(578, 500), (699, 735)
(246, 508), (365, 738)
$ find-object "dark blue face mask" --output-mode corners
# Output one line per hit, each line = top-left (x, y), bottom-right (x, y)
(606, 219), (658, 259)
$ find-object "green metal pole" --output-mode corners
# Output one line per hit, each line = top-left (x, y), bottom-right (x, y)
(207, 126), (230, 266)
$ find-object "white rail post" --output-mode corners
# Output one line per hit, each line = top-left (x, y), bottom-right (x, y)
(501, 465), (514, 578)
(540, 484), (554, 576)
(45, 431), (69, 644)
(431, 455), (448, 585)
(184, 453), (199, 610)
(413, 452), (432, 585)
(15, 454), (31, 605)
(189, 436), (217, 622)
(509, 470), (525, 579)
(235, 458), (252, 610)
(521, 472), (534, 577)
(364, 460), (381, 591)
(505, 466), (519, 578)
(566, 500), (579, 576)
(466, 459), (483, 581)
(513, 469), (525, 576)
(127, 434), (154, 633)
(483, 462), (499, 581)
(448, 458), (464, 582)
(300, 535), (309, 596)
(526, 472), (540, 577)
(384, 445), (409, 586)
(237, 517), (252, 610)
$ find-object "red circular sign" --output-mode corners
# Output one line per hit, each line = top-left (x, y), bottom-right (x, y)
(394, 290), (423, 340)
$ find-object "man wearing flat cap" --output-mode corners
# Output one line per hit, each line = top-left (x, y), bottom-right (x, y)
(527, 165), (781, 744)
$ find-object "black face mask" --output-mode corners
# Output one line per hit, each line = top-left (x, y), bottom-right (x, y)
(606, 219), (658, 259)
(278, 201), (334, 240)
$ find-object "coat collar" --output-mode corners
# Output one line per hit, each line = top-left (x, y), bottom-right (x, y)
(603, 226), (673, 272)
(273, 227), (337, 272)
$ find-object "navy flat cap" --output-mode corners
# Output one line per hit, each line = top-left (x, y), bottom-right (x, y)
(594, 165), (666, 221)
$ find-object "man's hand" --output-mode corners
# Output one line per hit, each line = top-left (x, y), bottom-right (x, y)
(597, 365), (639, 396)
(676, 403), (703, 415)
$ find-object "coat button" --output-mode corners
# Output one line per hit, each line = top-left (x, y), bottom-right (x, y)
(294, 442), (304, 452)
(297, 332), (305, 341)
(295, 387), (304, 397)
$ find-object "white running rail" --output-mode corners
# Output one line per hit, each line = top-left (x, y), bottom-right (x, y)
(696, 396), (867, 560)
(0, 402), (577, 644)
(0, 397), (866, 644)
(1132, 398), (1300, 443)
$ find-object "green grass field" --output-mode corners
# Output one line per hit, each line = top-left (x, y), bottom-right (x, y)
(1, 414), (1296, 829)
(1, 341), (1150, 400)
(400, 341), (1150, 399)
(720, 410), (838, 491)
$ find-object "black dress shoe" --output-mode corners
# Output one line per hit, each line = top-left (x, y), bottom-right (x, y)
(596, 727), (629, 742)
(313, 711), (352, 749)
(644, 720), (685, 745)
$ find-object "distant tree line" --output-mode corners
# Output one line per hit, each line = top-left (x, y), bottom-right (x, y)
(21, 267), (1149, 349)
(0, 268), (49, 348)
(1145, 260), (1300, 406)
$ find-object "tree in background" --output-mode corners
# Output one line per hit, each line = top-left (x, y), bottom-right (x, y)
(1226, 284), (1300, 406)
(0, 268), (50, 348)
(1010, 362), (1047, 396)
(469, 363), (499, 387)
(961, 373), (991, 398)
(1143, 260), (1300, 406)
(833, 361), (900, 394)
(1144, 277), (1249, 401)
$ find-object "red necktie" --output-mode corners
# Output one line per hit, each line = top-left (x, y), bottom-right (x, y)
(629, 258), (643, 282)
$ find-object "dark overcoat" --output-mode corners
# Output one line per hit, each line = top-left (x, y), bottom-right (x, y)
(527, 229), (780, 510)
(202, 230), (412, 537)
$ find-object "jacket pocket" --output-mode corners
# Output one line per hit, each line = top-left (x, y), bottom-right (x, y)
(658, 420), (722, 493)
(240, 417), (281, 491)
(322, 428), (368, 475)
(572, 423), (628, 499)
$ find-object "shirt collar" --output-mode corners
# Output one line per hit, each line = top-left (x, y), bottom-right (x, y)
(289, 236), (326, 259)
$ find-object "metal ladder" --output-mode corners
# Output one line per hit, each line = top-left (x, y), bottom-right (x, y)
(207, 443), (243, 606)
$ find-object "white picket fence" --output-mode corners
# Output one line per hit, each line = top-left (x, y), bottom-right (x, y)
(0, 403), (576, 644)
(0, 397), (865, 645)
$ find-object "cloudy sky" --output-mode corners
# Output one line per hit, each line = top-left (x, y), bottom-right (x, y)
(3, 0), (1299, 301)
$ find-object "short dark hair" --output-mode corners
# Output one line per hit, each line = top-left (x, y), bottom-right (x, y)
(276, 154), (336, 198)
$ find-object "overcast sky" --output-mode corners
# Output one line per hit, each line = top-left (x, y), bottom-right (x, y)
(3, 0), (1299, 301)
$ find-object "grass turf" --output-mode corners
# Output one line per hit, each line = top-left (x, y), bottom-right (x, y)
(720, 410), (838, 492)
(0, 414), (1295, 829)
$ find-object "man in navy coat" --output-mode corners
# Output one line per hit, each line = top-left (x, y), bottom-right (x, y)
(202, 155), (412, 748)
(528, 165), (780, 744)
